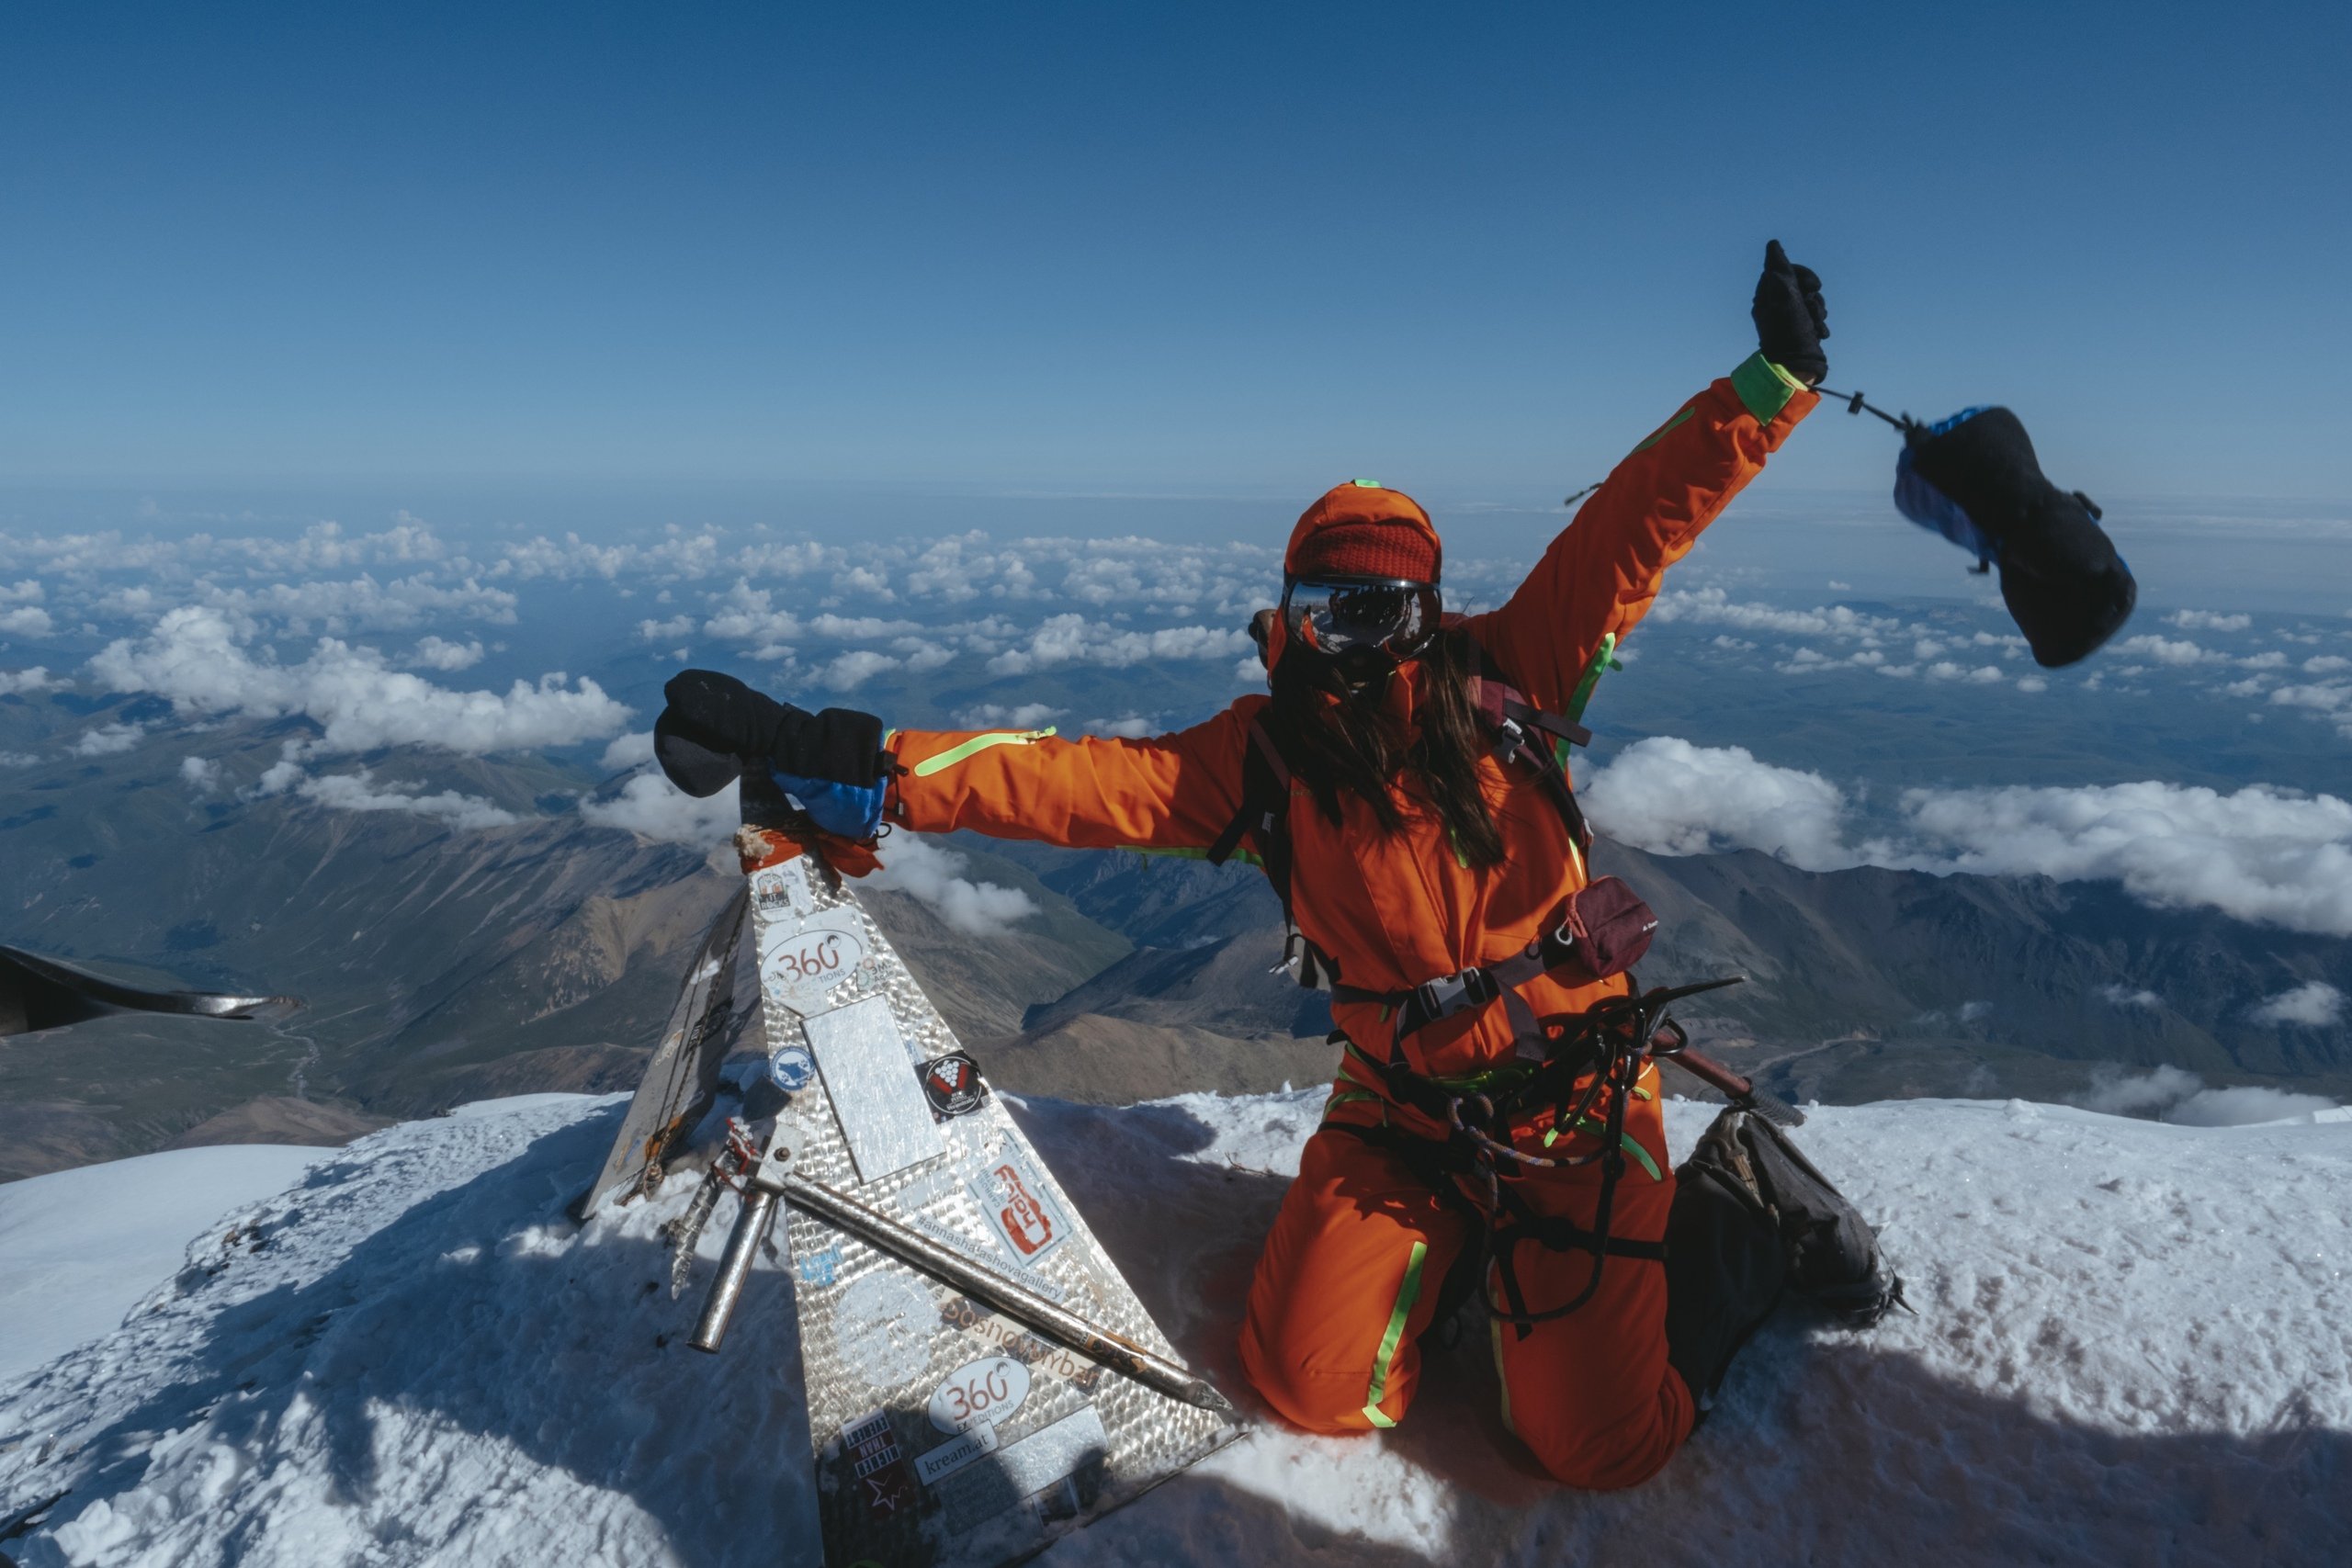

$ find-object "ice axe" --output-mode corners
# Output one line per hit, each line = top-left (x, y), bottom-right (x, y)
(690, 1109), (1234, 1415)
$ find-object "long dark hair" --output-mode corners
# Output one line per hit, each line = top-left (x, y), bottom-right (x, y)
(1268, 624), (1505, 868)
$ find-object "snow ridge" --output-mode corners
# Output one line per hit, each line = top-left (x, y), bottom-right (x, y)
(3, 1091), (2348, 1566)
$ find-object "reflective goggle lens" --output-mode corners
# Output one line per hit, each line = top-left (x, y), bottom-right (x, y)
(1282, 579), (1439, 659)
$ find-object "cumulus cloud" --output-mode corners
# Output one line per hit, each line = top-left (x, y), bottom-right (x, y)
(0, 666), (52, 694)
(2249, 981), (2344, 1027)
(580, 774), (741, 846)
(1580, 738), (1856, 871)
(2097, 984), (2163, 1010)
(985, 615), (1250, 676)
(2166, 610), (2251, 633)
(819, 649), (901, 692)
(0, 606), (53, 637)
(1585, 738), (2352, 938)
(1900, 781), (2352, 937)
(291, 769), (519, 830)
(1649, 588), (1898, 640)
(600, 731), (656, 771)
(2116, 635), (2215, 666)
(90, 606), (629, 756)
(1085, 716), (1156, 739)
(409, 636), (485, 671)
(2078, 1065), (2203, 1116)
(0, 750), (39, 768)
(180, 756), (222, 792)
(868, 835), (1038, 935)
(2075, 1064), (2339, 1125)
(70, 722), (147, 757)
(960, 702), (1062, 729)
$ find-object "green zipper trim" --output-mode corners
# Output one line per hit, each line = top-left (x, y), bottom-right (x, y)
(1362, 1241), (1429, 1429)
(1565, 633), (1620, 724)
(1630, 403), (1695, 455)
(1124, 843), (1263, 868)
(909, 727), (1057, 777)
(1321, 1089), (1383, 1118)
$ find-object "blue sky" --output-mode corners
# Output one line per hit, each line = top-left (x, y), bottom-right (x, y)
(4, 1), (2346, 506)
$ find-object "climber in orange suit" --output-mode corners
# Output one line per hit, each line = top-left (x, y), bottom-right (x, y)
(657, 242), (1849, 1487)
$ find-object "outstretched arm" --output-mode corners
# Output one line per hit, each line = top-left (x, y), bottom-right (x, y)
(1468, 243), (1828, 715)
(886, 705), (1255, 852)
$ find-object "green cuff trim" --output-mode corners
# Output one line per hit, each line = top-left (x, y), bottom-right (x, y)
(909, 726), (1057, 778)
(1731, 351), (1805, 425)
(1363, 1240), (1428, 1429)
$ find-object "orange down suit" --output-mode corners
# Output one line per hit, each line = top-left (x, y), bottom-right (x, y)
(883, 355), (1816, 1487)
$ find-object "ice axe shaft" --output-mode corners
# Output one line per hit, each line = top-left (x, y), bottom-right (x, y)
(688, 1115), (1232, 1414)
(784, 1172), (1233, 1415)
(1661, 1043), (1806, 1129)
(689, 1185), (777, 1351)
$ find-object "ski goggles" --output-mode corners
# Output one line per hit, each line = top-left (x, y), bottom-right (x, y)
(1279, 576), (1442, 661)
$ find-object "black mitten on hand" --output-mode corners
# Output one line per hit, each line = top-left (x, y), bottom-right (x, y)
(1896, 408), (2137, 667)
(1751, 239), (1828, 386)
(654, 670), (884, 795)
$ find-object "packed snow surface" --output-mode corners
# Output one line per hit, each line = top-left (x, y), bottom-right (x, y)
(2, 1089), (2347, 1566)
(0, 1145), (329, 1385)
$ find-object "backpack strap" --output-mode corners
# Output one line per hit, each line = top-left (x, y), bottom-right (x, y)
(1207, 717), (1337, 987)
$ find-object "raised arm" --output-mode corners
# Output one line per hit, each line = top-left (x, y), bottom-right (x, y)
(1468, 242), (1829, 714)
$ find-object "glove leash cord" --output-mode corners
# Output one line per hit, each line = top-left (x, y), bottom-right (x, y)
(1811, 385), (1920, 436)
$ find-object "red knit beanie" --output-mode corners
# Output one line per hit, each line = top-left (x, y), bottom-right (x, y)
(1285, 479), (1442, 583)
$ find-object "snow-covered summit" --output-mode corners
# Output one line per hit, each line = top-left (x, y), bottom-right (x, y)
(2, 1089), (2346, 1566)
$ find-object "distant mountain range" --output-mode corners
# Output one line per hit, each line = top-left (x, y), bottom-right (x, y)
(1, 708), (2344, 1179)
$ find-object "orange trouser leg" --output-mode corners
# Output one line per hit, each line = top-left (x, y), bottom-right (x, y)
(1487, 1145), (1693, 1490)
(1238, 1126), (1474, 1434)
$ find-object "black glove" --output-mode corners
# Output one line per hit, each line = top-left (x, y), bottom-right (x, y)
(1896, 409), (2136, 667)
(1751, 239), (1828, 386)
(654, 669), (885, 799)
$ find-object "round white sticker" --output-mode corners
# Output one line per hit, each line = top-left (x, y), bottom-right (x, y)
(927, 1355), (1031, 1435)
(761, 914), (868, 1010)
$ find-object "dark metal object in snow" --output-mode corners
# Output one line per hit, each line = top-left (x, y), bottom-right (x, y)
(0, 945), (299, 1038)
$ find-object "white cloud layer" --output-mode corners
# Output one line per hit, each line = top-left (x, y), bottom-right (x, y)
(1582, 739), (2352, 937)
(2075, 1065), (2339, 1126)
(867, 835), (1038, 935)
(2249, 981), (2345, 1027)
(0, 666), (51, 694)
(580, 774), (741, 846)
(292, 769), (519, 830)
(90, 607), (629, 756)
(1579, 738), (1856, 871)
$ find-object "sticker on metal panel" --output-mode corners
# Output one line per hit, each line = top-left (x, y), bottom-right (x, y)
(760, 912), (869, 1013)
(751, 859), (816, 918)
(966, 1150), (1069, 1266)
(920, 1052), (987, 1118)
(767, 1043), (815, 1092)
(835, 1271), (935, 1388)
(936, 1405), (1110, 1532)
(803, 996), (942, 1183)
(839, 1409), (920, 1523)
(927, 1355), (1030, 1435)
(914, 1420), (1001, 1486)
